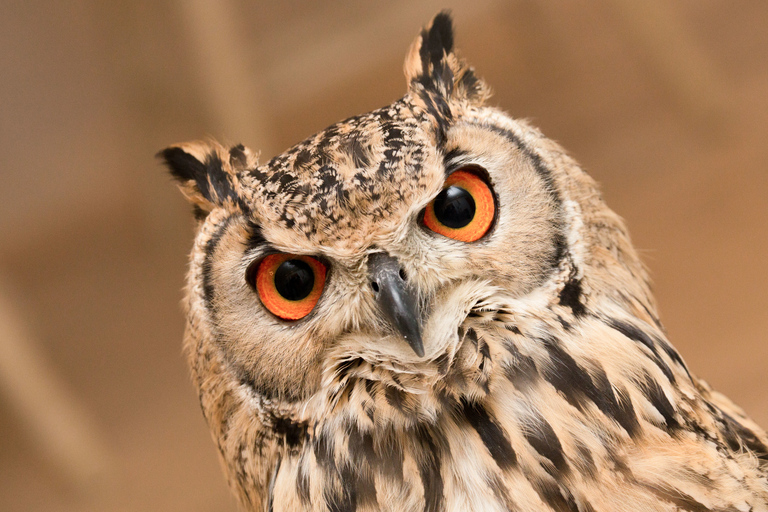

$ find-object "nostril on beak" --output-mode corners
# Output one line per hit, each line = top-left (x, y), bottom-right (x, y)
(371, 281), (380, 293)
(398, 268), (407, 281)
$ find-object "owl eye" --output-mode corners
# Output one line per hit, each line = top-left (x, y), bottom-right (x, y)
(423, 168), (495, 242)
(251, 253), (327, 321)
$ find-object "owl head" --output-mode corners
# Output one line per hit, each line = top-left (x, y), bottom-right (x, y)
(161, 11), (661, 502)
(161, 11), (656, 405)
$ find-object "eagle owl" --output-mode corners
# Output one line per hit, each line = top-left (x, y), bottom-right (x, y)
(161, 13), (768, 512)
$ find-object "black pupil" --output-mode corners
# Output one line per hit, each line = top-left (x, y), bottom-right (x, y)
(433, 185), (475, 229)
(274, 260), (315, 301)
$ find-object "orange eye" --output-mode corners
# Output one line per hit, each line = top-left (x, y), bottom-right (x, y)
(252, 254), (327, 321)
(423, 168), (495, 242)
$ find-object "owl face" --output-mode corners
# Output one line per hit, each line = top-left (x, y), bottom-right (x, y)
(164, 99), (564, 404)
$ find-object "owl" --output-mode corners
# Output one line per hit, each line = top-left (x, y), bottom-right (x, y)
(161, 12), (768, 512)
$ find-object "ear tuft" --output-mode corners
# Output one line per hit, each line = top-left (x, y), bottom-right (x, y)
(422, 11), (454, 69)
(160, 145), (209, 185)
(404, 12), (489, 112)
(158, 142), (240, 215)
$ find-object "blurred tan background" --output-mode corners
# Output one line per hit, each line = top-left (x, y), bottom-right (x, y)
(1, 1), (766, 510)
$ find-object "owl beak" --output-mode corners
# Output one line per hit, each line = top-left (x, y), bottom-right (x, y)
(368, 252), (425, 357)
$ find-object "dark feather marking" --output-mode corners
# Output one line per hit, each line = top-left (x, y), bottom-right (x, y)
(385, 385), (406, 412)
(229, 144), (247, 169)
(657, 337), (692, 379)
(205, 152), (235, 202)
(384, 126), (405, 152)
(214, 389), (237, 444)
(487, 473), (517, 510)
(280, 213), (295, 229)
(192, 205), (207, 221)
(590, 365), (641, 438)
(314, 430), (336, 470)
(478, 337), (491, 361)
(248, 165), (268, 181)
(342, 133), (372, 169)
(324, 468), (356, 512)
(376, 126), (406, 179)
(344, 423), (379, 507)
(458, 69), (482, 100)
(331, 461), (375, 512)
(443, 147), (468, 171)
(465, 327), (479, 348)
(277, 171), (298, 189)
(604, 443), (632, 476)
(413, 12), (455, 145)
(267, 454), (281, 512)
(417, 22), (453, 94)
(238, 372), (277, 402)
(317, 165), (340, 190)
(363, 402), (375, 422)
(526, 412), (569, 474)
(423, 11), (453, 67)
(336, 358), (362, 380)
(349, 463), (377, 509)
(435, 353), (450, 375)
(559, 278), (586, 317)
(607, 318), (676, 383)
(363, 379), (376, 398)
(411, 424), (444, 512)
(232, 440), (249, 500)
(433, 388), (459, 414)
(639, 372), (680, 430)
(294, 148), (312, 168)
(505, 324), (522, 335)
(552, 233), (568, 274)
(482, 123), (562, 214)
(201, 215), (235, 310)
(376, 428), (405, 483)
(613, 386), (641, 438)
(573, 439), (597, 479)
(639, 300), (664, 330)
(501, 341), (538, 390)
(532, 477), (580, 512)
(296, 451), (310, 504)
(270, 415), (308, 450)
(161, 147), (236, 204)
(638, 483), (716, 512)
(460, 398), (517, 470)
(244, 221), (267, 253)
(347, 422), (376, 463)
(720, 411), (768, 462)
(483, 124), (567, 269)
(541, 337), (625, 425)
(316, 427), (362, 512)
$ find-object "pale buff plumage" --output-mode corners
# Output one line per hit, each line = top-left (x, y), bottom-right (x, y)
(161, 12), (768, 512)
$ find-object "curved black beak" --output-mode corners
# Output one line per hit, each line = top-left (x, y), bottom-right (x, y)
(367, 252), (424, 357)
